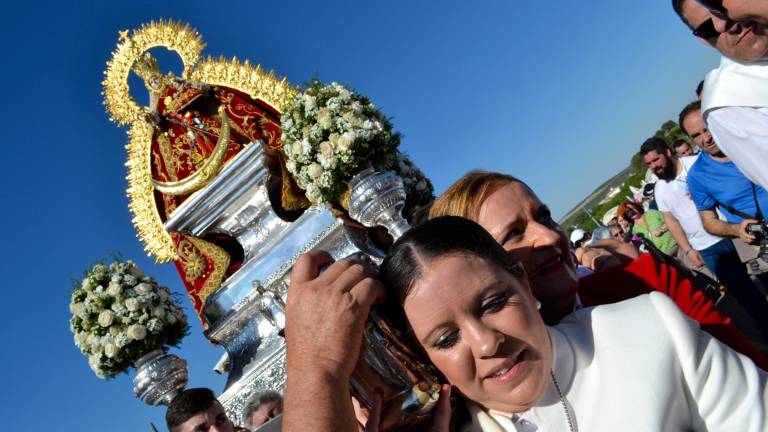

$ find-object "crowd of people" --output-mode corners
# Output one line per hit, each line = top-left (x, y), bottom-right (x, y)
(164, 1), (768, 431)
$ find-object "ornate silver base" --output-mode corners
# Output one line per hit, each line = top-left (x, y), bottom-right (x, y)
(132, 349), (189, 406)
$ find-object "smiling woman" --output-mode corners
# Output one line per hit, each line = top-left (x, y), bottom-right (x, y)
(375, 216), (768, 431)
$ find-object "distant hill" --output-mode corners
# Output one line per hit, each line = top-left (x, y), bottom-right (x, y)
(558, 165), (633, 228)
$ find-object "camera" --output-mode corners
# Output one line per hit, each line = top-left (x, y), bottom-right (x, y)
(746, 221), (768, 259)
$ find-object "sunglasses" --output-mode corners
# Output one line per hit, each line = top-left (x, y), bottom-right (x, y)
(693, 18), (719, 40)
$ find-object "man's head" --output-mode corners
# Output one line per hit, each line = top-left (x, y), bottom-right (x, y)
(243, 391), (283, 430)
(672, 138), (695, 157)
(679, 100), (725, 157)
(166, 388), (233, 432)
(640, 137), (677, 180)
(699, 0), (768, 28)
(673, 0), (768, 62)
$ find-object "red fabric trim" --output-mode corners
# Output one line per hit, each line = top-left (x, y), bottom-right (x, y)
(579, 253), (768, 370)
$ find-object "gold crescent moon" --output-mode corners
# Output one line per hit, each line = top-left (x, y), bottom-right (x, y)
(152, 107), (231, 195)
(102, 20), (205, 126)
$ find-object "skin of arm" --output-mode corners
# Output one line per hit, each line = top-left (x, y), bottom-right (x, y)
(661, 211), (705, 267)
(699, 208), (757, 243)
(283, 251), (384, 432)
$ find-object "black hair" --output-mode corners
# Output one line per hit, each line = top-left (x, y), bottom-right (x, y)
(696, 79), (705, 97)
(381, 216), (521, 306)
(672, 0), (694, 30)
(379, 216), (524, 349)
(166, 388), (219, 431)
(639, 137), (671, 156)
(672, 138), (690, 149)
(678, 100), (702, 135)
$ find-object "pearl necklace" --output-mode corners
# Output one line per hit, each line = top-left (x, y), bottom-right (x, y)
(550, 369), (577, 432)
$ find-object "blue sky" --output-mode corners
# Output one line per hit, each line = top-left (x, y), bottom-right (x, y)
(0, 1), (721, 430)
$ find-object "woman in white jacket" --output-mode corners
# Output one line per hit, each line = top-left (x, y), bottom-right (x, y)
(283, 216), (767, 431)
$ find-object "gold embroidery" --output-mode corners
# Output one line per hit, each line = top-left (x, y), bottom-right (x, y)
(178, 238), (208, 282)
(187, 236), (230, 302)
(156, 132), (179, 181)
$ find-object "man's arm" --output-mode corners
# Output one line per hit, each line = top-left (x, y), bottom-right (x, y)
(662, 211), (705, 267)
(283, 251), (384, 432)
(699, 208), (757, 243)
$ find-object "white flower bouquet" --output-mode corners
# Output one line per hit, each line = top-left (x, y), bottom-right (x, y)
(281, 80), (401, 207)
(69, 259), (189, 379)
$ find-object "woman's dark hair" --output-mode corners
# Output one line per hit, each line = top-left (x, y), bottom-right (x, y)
(380, 216), (523, 332)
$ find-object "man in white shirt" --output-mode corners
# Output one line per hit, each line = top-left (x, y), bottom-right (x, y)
(640, 138), (759, 298)
(672, 0), (768, 191)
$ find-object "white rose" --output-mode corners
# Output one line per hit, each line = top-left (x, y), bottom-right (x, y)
(88, 354), (100, 370)
(337, 132), (354, 151)
(362, 120), (373, 130)
(70, 301), (82, 315)
(74, 332), (88, 347)
(337, 87), (351, 100)
(303, 95), (316, 110)
(104, 343), (118, 358)
(125, 298), (140, 312)
(109, 325), (123, 336)
(98, 310), (115, 327)
(307, 163), (323, 179)
(107, 282), (122, 297)
(319, 142), (333, 158)
(152, 306), (166, 319)
(135, 282), (153, 295)
(317, 109), (333, 129)
(127, 324), (147, 341)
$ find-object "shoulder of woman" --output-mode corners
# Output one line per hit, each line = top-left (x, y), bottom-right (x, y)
(562, 293), (695, 346)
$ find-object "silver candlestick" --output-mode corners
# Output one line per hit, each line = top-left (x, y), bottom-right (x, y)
(348, 168), (411, 240)
(132, 349), (189, 406)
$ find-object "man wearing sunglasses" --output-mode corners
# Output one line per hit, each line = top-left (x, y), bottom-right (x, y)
(673, 0), (768, 196)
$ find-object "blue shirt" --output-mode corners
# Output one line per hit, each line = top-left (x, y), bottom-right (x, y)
(688, 152), (768, 223)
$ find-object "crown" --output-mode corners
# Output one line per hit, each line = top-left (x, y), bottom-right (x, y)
(131, 53), (168, 94)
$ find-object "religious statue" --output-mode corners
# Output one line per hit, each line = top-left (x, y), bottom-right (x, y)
(103, 21), (304, 324)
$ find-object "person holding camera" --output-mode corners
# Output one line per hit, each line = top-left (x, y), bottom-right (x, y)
(680, 100), (768, 330)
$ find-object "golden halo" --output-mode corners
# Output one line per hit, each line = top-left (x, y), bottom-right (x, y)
(102, 19), (205, 127)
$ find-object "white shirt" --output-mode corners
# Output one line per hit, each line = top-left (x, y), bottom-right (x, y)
(654, 156), (722, 251)
(707, 106), (768, 191)
(702, 56), (768, 191)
